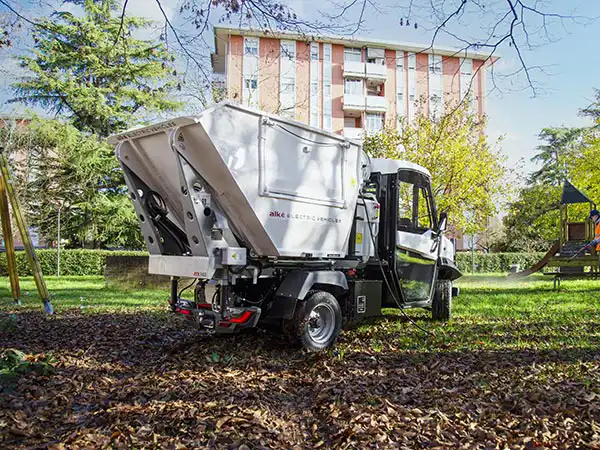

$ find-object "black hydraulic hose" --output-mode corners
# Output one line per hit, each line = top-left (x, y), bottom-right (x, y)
(178, 278), (197, 299)
(361, 196), (435, 338)
(145, 190), (190, 254)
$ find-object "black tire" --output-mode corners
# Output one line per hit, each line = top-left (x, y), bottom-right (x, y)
(292, 290), (342, 352)
(432, 279), (452, 321)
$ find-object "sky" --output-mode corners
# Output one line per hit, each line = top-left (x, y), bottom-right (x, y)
(2, 0), (600, 176)
(283, 0), (600, 175)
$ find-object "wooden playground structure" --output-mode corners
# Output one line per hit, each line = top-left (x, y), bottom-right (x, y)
(0, 147), (52, 312)
(509, 180), (600, 288)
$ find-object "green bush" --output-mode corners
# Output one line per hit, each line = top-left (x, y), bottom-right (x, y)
(0, 249), (550, 276)
(0, 249), (147, 276)
(455, 252), (546, 273)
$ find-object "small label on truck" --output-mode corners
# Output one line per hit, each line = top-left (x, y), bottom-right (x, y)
(198, 192), (211, 208)
(356, 295), (366, 314)
(356, 233), (363, 245)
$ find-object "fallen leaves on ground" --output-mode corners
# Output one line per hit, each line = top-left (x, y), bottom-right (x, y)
(0, 275), (599, 449)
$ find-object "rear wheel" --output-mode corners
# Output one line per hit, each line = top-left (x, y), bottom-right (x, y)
(432, 279), (452, 321)
(292, 290), (342, 352)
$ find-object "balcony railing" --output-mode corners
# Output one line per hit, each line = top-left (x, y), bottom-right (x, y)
(343, 61), (366, 78)
(343, 127), (364, 141)
(343, 94), (366, 111)
(365, 63), (387, 82)
(365, 95), (388, 112)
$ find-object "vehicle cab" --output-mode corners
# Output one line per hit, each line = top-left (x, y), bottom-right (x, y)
(364, 158), (461, 314)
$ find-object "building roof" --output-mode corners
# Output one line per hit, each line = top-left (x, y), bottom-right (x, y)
(212, 25), (497, 73)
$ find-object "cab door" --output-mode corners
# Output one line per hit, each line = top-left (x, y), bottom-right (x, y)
(394, 169), (439, 305)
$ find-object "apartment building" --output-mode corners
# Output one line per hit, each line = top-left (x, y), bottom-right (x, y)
(211, 26), (493, 139)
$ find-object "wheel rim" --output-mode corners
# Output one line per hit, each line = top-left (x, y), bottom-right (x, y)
(307, 303), (336, 345)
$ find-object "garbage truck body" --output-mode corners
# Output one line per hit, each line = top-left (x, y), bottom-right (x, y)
(108, 101), (461, 352)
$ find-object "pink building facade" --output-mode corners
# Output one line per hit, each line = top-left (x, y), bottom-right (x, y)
(212, 27), (492, 139)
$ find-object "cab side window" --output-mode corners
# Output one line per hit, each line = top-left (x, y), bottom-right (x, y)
(397, 178), (435, 233)
(398, 181), (413, 229)
(417, 187), (433, 230)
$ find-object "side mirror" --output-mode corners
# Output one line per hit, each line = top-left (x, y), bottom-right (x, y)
(437, 212), (448, 233)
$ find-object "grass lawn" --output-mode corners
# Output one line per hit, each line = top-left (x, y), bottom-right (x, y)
(1, 274), (599, 449)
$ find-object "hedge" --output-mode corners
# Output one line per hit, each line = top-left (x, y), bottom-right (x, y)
(0, 249), (548, 276)
(455, 252), (546, 274)
(0, 249), (147, 277)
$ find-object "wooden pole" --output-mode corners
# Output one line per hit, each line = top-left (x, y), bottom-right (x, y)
(0, 174), (20, 304)
(0, 151), (52, 313)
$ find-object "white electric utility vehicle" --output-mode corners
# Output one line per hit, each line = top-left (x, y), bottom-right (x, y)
(108, 101), (461, 352)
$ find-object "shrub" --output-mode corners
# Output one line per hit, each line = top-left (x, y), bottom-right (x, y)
(0, 249), (549, 276)
(0, 249), (147, 276)
(455, 252), (546, 273)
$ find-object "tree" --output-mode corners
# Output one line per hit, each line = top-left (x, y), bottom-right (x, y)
(502, 89), (600, 252)
(501, 184), (561, 252)
(363, 98), (507, 235)
(579, 88), (600, 122)
(3, 117), (143, 249)
(11, 0), (181, 137)
(529, 127), (583, 186)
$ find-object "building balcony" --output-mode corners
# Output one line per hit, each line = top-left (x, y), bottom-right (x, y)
(343, 94), (366, 112)
(343, 127), (364, 141)
(365, 63), (387, 82)
(365, 95), (388, 112)
(343, 61), (366, 78)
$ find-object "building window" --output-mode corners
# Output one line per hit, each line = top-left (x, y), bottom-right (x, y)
(242, 37), (259, 108)
(323, 43), (331, 61)
(311, 43), (319, 61)
(323, 43), (332, 130)
(281, 81), (294, 93)
(310, 42), (320, 127)
(460, 58), (475, 110)
(396, 50), (405, 123)
(244, 37), (258, 55)
(429, 54), (442, 74)
(365, 113), (384, 132)
(366, 47), (385, 65)
(344, 47), (362, 62)
(429, 54), (443, 118)
(279, 40), (296, 118)
(344, 79), (363, 96)
(407, 53), (416, 122)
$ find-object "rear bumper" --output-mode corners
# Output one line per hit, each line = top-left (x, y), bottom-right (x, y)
(171, 298), (261, 333)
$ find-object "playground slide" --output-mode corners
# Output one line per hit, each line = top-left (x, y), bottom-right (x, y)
(506, 241), (560, 279)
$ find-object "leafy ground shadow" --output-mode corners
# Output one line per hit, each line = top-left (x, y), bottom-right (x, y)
(0, 275), (599, 449)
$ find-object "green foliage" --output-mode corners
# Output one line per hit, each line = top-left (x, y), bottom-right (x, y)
(0, 348), (56, 392)
(502, 184), (562, 252)
(567, 130), (600, 203)
(503, 91), (600, 252)
(529, 127), (584, 185)
(454, 251), (546, 273)
(364, 98), (506, 235)
(12, 0), (181, 137)
(0, 249), (147, 276)
(5, 0), (182, 249)
(5, 118), (144, 249)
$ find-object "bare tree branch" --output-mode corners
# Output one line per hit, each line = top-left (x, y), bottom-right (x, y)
(154, 0), (210, 106)
(112, 0), (129, 45)
(403, 0), (597, 97)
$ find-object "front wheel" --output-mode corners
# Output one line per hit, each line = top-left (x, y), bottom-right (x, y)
(432, 279), (452, 321)
(292, 290), (342, 352)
